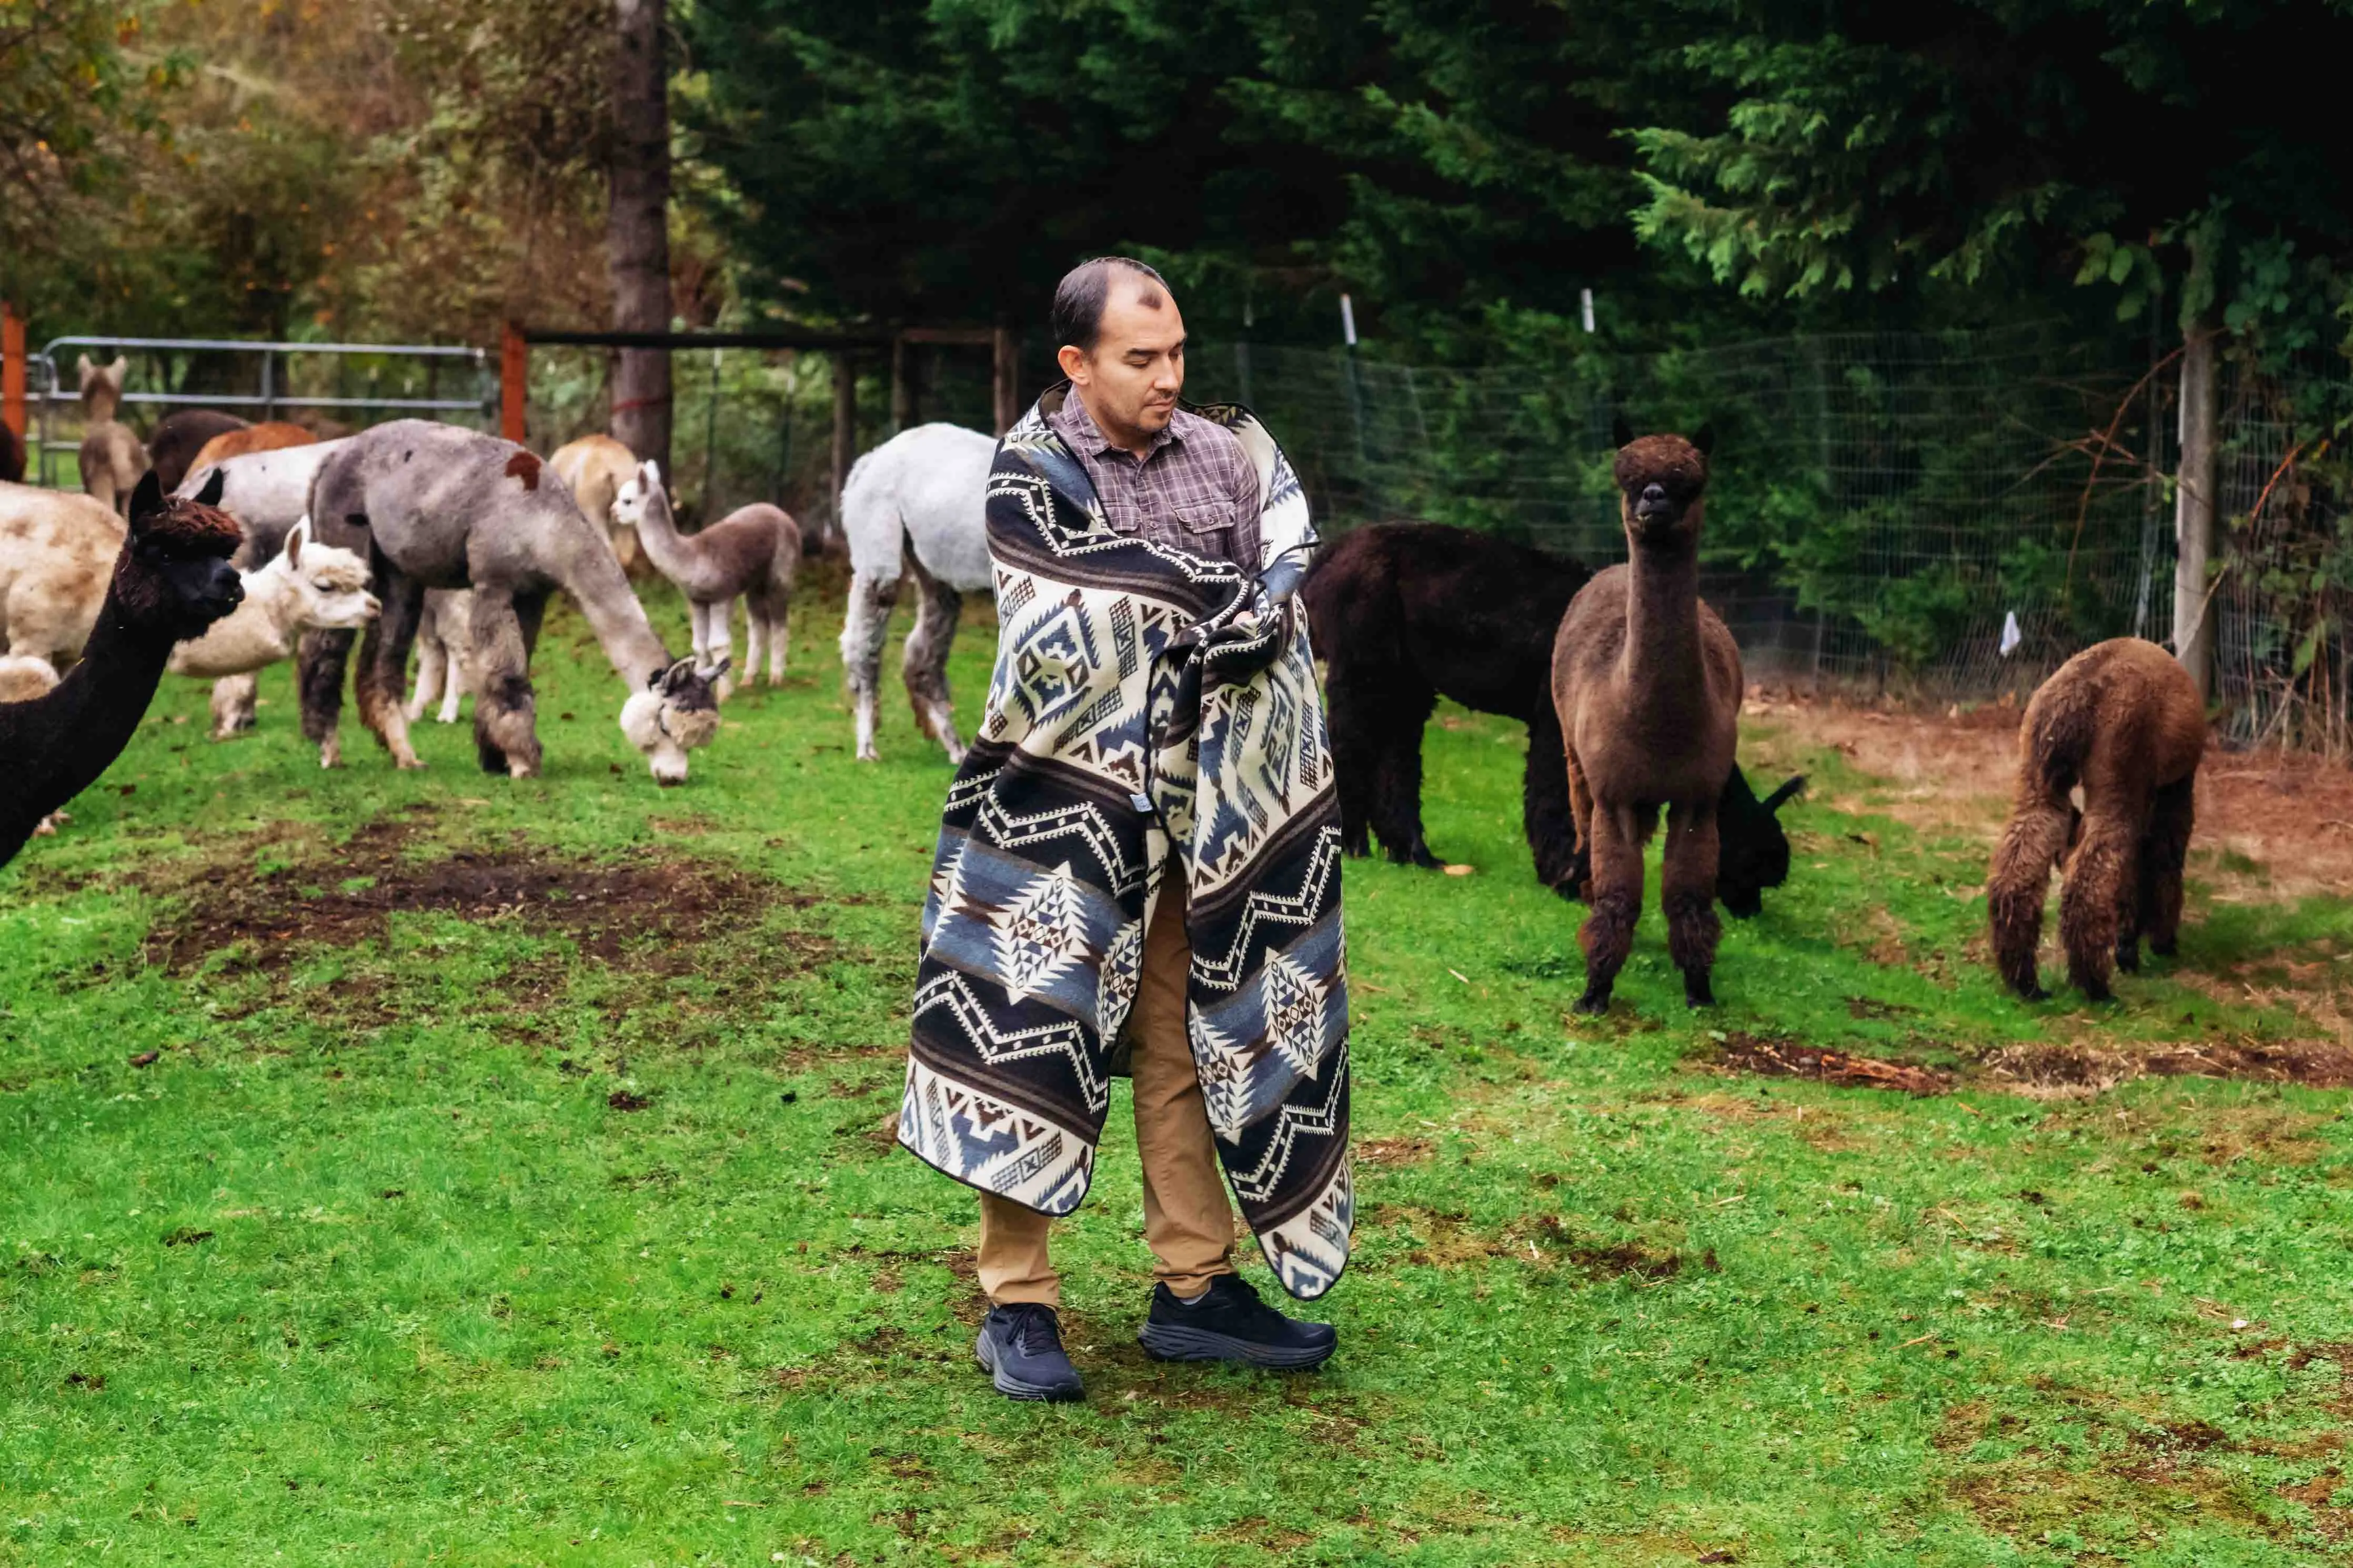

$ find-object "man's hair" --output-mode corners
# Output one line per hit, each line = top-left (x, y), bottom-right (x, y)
(1051, 257), (1169, 354)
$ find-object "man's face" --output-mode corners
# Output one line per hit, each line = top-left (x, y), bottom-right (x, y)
(1064, 280), (1185, 444)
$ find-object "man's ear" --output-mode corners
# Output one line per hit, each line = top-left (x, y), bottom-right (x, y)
(1056, 344), (1089, 385)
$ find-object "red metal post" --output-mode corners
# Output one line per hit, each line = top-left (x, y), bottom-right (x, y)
(501, 321), (528, 446)
(1, 303), (24, 441)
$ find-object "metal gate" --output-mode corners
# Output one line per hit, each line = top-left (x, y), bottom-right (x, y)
(34, 334), (495, 486)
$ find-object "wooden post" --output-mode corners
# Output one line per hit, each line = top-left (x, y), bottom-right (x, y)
(1, 302), (23, 442)
(501, 322), (529, 446)
(2172, 325), (2218, 703)
(993, 325), (1019, 436)
(830, 349), (857, 550)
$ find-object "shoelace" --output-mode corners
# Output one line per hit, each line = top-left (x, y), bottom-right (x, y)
(1004, 1304), (1063, 1355)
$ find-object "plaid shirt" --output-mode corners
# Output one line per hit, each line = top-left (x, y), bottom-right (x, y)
(1049, 390), (1263, 569)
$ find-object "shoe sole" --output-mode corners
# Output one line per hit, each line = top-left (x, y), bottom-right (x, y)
(974, 1329), (1084, 1402)
(1137, 1322), (1336, 1370)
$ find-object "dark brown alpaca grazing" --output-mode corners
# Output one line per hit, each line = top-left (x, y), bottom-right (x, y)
(0, 471), (244, 867)
(1987, 637), (2205, 1001)
(1301, 520), (1805, 913)
(147, 410), (249, 494)
(1552, 422), (1741, 1013)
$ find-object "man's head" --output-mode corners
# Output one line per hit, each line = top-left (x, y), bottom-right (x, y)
(1053, 257), (1184, 452)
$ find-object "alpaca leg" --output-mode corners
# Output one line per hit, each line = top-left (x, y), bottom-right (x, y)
(298, 628), (357, 770)
(1525, 699), (1579, 894)
(1662, 798), (1724, 1008)
(2139, 778), (2195, 959)
(469, 586), (541, 779)
(2058, 812), (2137, 1002)
(1574, 804), (1644, 1015)
(766, 594), (789, 682)
(742, 610), (767, 691)
(706, 597), (737, 701)
(689, 598), (712, 665)
(1322, 659), (1381, 859)
(839, 568), (898, 762)
(1986, 790), (2072, 1000)
(356, 568), (427, 770)
(1369, 684), (1441, 868)
(902, 558), (966, 763)
(210, 674), (259, 741)
(406, 633), (443, 723)
(437, 630), (469, 723)
(1562, 744), (1596, 903)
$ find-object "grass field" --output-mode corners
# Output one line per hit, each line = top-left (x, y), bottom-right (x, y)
(6, 574), (2353, 1566)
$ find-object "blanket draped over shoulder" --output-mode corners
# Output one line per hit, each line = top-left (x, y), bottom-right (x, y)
(897, 387), (1353, 1300)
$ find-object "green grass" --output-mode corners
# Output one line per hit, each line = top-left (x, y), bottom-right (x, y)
(6, 578), (2353, 1566)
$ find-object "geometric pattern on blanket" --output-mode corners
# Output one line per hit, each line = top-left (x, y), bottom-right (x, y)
(899, 385), (1353, 1299)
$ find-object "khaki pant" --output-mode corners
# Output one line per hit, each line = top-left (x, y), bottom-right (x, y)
(978, 874), (1237, 1307)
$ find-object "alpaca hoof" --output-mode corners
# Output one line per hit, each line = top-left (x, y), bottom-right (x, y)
(2115, 946), (2140, 974)
(1683, 976), (1717, 1009)
(2150, 937), (2177, 958)
(508, 760), (537, 780)
(2012, 979), (2047, 1002)
(2079, 980), (2115, 1004)
(396, 756), (427, 772)
(1572, 988), (1611, 1016)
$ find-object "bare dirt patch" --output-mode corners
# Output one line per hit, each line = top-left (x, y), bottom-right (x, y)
(1370, 1203), (1695, 1280)
(142, 811), (818, 978)
(1745, 690), (2353, 899)
(1715, 1033), (1954, 1096)
(1979, 1040), (2353, 1095)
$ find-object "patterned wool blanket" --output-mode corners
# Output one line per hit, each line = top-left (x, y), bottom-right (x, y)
(897, 387), (1353, 1300)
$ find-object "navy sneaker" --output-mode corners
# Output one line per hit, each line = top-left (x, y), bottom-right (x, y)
(1137, 1274), (1337, 1370)
(974, 1303), (1084, 1402)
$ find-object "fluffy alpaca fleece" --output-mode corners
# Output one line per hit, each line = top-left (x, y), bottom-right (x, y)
(75, 357), (149, 518)
(1552, 424), (1743, 1013)
(837, 422), (995, 761)
(1300, 520), (1804, 913)
(1987, 636), (2205, 1000)
(0, 482), (128, 666)
(147, 410), (249, 494)
(167, 519), (380, 735)
(404, 589), (476, 724)
(611, 461), (800, 697)
(191, 421), (316, 473)
(550, 434), (645, 573)
(0, 472), (244, 865)
(301, 420), (720, 782)
(621, 668), (723, 786)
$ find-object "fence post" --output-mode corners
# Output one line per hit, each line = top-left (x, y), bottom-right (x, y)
(501, 322), (528, 446)
(2172, 325), (2218, 702)
(992, 325), (1019, 436)
(1, 302), (23, 446)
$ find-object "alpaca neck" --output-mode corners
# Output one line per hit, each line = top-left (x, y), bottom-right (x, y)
(1620, 530), (1706, 700)
(563, 528), (675, 689)
(166, 563), (297, 677)
(85, 388), (120, 424)
(631, 494), (701, 582)
(0, 569), (177, 844)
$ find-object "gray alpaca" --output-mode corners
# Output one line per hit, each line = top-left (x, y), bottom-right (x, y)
(609, 460), (801, 695)
(301, 420), (722, 784)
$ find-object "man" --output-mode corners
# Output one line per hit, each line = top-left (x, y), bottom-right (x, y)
(896, 258), (1354, 1401)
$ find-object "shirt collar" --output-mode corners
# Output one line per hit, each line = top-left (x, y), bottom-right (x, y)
(1058, 387), (1181, 459)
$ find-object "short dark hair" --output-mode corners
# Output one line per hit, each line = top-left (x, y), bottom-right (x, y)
(1050, 257), (1169, 354)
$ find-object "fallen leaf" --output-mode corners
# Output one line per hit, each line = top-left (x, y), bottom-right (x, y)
(128, 1050), (159, 1067)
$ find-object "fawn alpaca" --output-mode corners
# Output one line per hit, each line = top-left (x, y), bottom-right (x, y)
(76, 357), (149, 517)
(1551, 423), (1742, 1013)
(1987, 637), (2204, 1000)
(610, 460), (802, 696)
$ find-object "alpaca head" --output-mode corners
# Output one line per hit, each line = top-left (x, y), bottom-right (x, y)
(78, 355), (129, 421)
(1716, 767), (1805, 918)
(277, 518), (382, 633)
(121, 469), (245, 641)
(610, 460), (670, 529)
(1611, 418), (1713, 551)
(618, 654), (723, 786)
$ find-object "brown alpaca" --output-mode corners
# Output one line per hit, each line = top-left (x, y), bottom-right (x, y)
(76, 356), (149, 517)
(147, 410), (250, 493)
(190, 421), (316, 472)
(1551, 422), (1741, 1013)
(1987, 637), (2205, 1002)
(0, 471), (244, 866)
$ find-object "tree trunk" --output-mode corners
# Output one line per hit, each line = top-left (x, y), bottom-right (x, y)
(2171, 324), (2218, 703)
(608, 0), (671, 476)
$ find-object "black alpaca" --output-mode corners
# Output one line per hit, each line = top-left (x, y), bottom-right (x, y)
(1300, 521), (1804, 914)
(0, 471), (244, 868)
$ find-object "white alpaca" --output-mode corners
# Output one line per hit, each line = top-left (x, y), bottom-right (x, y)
(404, 589), (476, 724)
(837, 422), (996, 762)
(0, 482), (126, 667)
(167, 519), (382, 737)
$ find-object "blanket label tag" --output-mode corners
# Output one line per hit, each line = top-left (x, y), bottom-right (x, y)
(1130, 792), (1158, 818)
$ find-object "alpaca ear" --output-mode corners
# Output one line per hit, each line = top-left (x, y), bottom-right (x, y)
(1690, 423), (1716, 458)
(195, 466), (227, 508)
(285, 517), (308, 567)
(1762, 774), (1807, 813)
(108, 356), (129, 381)
(1723, 764), (1759, 808)
(77, 354), (94, 378)
(1612, 415), (1634, 449)
(642, 460), (662, 491)
(128, 470), (166, 532)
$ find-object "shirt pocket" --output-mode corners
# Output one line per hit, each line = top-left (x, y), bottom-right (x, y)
(1174, 500), (1239, 563)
